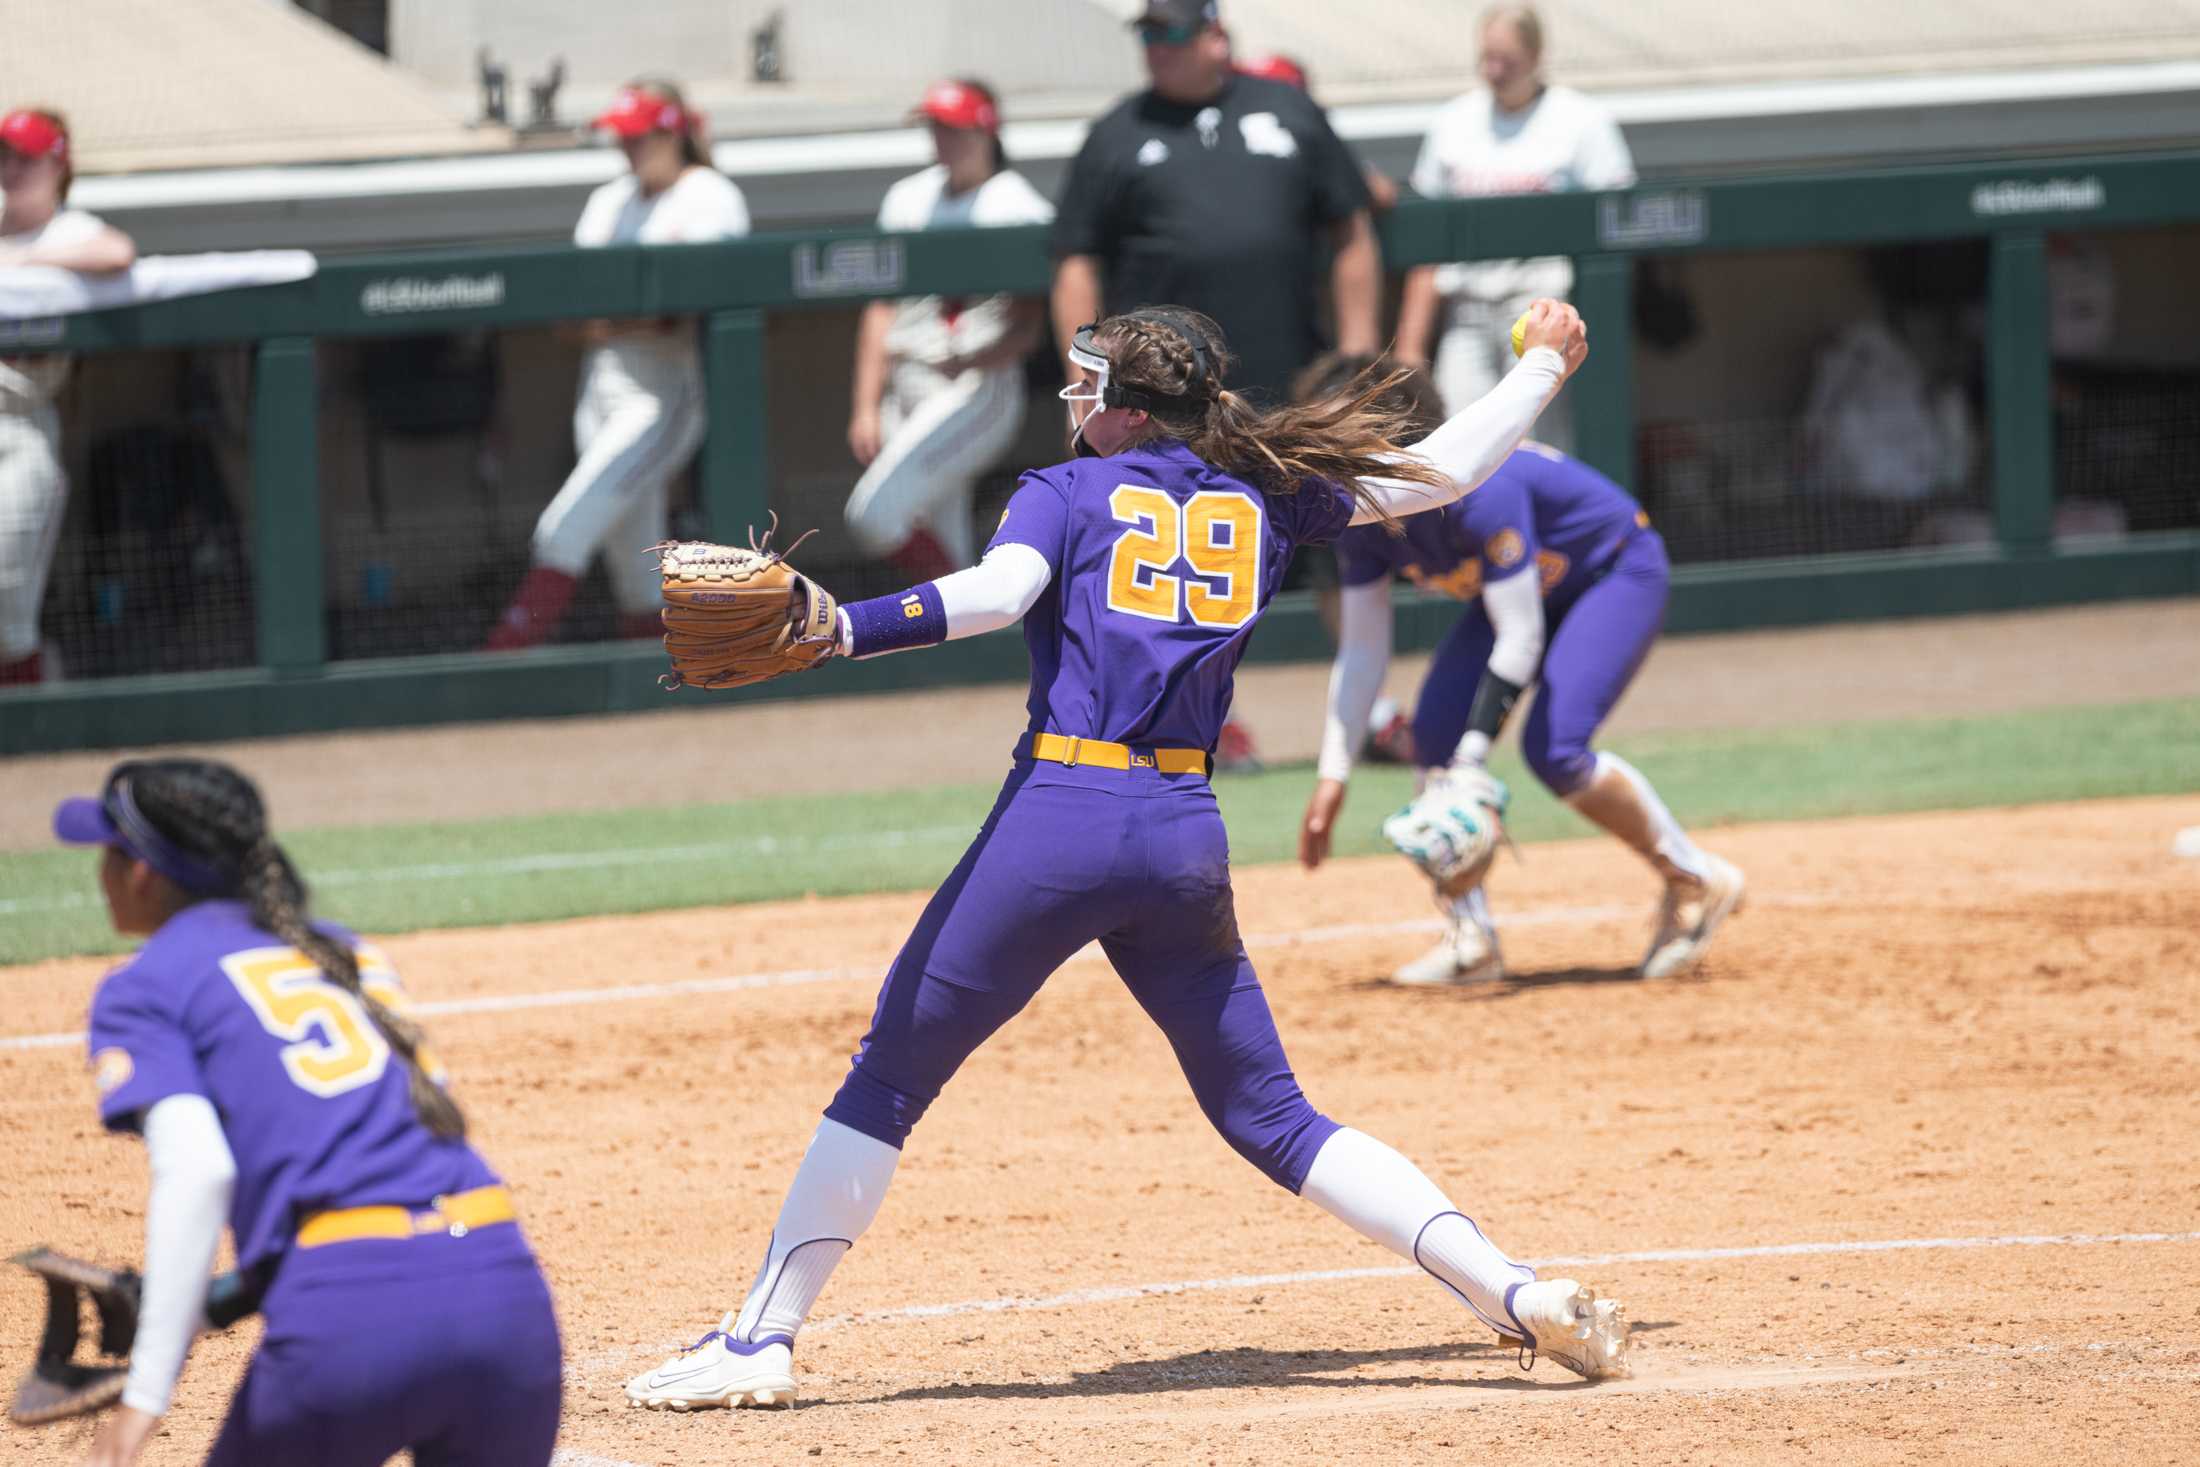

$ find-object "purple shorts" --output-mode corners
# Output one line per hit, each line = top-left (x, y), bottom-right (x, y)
(203, 1225), (562, 1467)
(1413, 529), (1670, 794)
(826, 762), (1340, 1192)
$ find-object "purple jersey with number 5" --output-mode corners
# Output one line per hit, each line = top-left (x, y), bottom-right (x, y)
(87, 900), (499, 1273)
(1333, 443), (1645, 604)
(988, 439), (1355, 752)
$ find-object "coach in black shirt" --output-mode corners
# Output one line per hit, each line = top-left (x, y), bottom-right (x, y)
(1050, 0), (1382, 402)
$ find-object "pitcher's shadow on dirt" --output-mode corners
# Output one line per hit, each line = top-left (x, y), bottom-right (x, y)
(840, 1339), (1606, 1406)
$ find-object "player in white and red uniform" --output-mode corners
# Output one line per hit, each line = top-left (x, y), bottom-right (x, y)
(487, 80), (750, 650)
(0, 107), (135, 685)
(1392, 6), (1633, 442)
(843, 80), (1052, 580)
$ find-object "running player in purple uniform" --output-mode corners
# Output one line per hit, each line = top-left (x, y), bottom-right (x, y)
(54, 758), (562, 1467)
(624, 300), (1632, 1411)
(1292, 357), (1743, 986)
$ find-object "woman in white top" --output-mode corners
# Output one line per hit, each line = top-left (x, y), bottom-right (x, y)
(843, 79), (1052, 579)
(487, 79), (751, 650)
(1393, 7), (1634, 445)
(0, 107), (136, 686)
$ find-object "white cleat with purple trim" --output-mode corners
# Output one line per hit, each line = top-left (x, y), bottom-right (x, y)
(1502, 1278), (1631, 1380)
(624, 1323), (797, 1410)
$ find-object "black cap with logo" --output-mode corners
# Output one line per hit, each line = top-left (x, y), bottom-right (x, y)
(1131, 0), (1220, 31)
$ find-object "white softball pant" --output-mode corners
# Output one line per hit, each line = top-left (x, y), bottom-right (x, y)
(0, 405), (66, 661)
(844, 361), (1027, 569)
(1434, 291), (1573, 455)
(533, 341), (706, 612)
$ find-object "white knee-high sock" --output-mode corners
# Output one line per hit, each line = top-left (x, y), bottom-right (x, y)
(1581, 751), (1710, 882)
(1299, 1127), (1534, 1335)
(728, 1119), (900, 1345)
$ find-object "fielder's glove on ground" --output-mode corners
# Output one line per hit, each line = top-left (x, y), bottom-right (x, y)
(1382, 767), (1510, 896)
(653, 527), (838, 691)
(9, 1248), (139, 1425)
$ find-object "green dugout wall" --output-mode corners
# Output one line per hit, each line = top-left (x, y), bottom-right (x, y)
(5, 150), (2197, 753)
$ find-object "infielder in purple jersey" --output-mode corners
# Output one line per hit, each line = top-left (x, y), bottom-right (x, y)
(54, 759), (562, 1467)
(1293, 357), (1743, 986)
(625, 300), (1632, 1411)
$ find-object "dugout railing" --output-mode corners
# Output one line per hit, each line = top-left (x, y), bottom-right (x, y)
(4, 148), (2198, 754)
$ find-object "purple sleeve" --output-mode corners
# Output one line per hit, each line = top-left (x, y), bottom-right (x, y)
(1332, 524), (1395, 586)
(987, 468), (1074, 570)
(1458, 471), (1539, 583)
(1278, 480), (1358, 549)
(842, 582), (948, 658)
(87, 969), (208, 1134)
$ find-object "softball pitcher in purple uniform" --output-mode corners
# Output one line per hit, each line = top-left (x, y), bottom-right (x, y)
(1295, 360), (1743, 985)
(56, 758), (562, 1467)
(625, 300), (1634, 1411)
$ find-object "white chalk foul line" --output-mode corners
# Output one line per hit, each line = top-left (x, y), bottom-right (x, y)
(0, 825), (981, 917)
(0, 902), (1648, 1054)
(803, 1228), (2200, 1333)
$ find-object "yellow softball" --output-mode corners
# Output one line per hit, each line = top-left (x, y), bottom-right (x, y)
(1510, 310), (1530, 358)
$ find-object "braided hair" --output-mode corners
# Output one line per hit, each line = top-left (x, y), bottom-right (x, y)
(1090, 308), (1451, 526)
(115, 758), (467, 1140)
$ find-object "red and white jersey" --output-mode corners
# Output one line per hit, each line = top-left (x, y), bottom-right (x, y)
(877, 165), (1053, 368)
(0, 207), (108, 410)
(1410, 86), (1634, 305)
(574, 166), (750, 367)
(574, 166), (750, 248)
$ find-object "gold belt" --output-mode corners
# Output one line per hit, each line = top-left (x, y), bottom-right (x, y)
(296, 1185), (516, 1249)
(1024, 732), (1209, 775)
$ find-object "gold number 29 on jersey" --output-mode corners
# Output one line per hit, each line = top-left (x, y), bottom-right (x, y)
(222, 944), (441, 1099)
(1106, 486), (1260, 629)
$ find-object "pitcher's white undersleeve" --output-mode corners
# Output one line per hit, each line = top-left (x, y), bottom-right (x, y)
(936, 542), (1052, 639)
(729, 1118), (900, 1343)
(1584, 751), (1709, 882)
(1299, 1127), (1534, 1335)
(1352, 348), (1566, 524)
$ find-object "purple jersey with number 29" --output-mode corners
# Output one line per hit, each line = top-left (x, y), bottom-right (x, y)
(988, 438), (1356, 751)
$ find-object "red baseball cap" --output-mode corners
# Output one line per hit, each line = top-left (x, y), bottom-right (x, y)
(0, 110), (68, 162)
(1236, 54), (1308, 90)
(913, 80), (998, 133)
(592, 86), (688, 140)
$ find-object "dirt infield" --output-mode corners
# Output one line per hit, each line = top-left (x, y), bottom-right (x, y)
(3, 795), (2197, 1464)
(3, 599), (2195, 847)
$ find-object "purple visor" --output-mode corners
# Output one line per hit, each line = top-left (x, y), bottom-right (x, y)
(52, 782), (235, 894)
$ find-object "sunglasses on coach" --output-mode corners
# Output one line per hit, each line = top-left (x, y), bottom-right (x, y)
(1136, 20), (1206, 46)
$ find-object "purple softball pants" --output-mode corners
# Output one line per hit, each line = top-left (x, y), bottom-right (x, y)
(1412, 529), (1670, 796)
(825, 762), (1341, 1192)
(202, 1225), (562, 1467)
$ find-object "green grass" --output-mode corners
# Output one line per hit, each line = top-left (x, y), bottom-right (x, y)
(4, 697), (2194, 966)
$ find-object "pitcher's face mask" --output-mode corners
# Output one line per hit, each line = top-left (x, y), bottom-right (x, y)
(1057, 319), (1218, 457)
(1059, 325), (1115, 456)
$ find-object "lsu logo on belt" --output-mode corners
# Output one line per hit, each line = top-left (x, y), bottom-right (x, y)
(1486, 529), (1526, 569)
